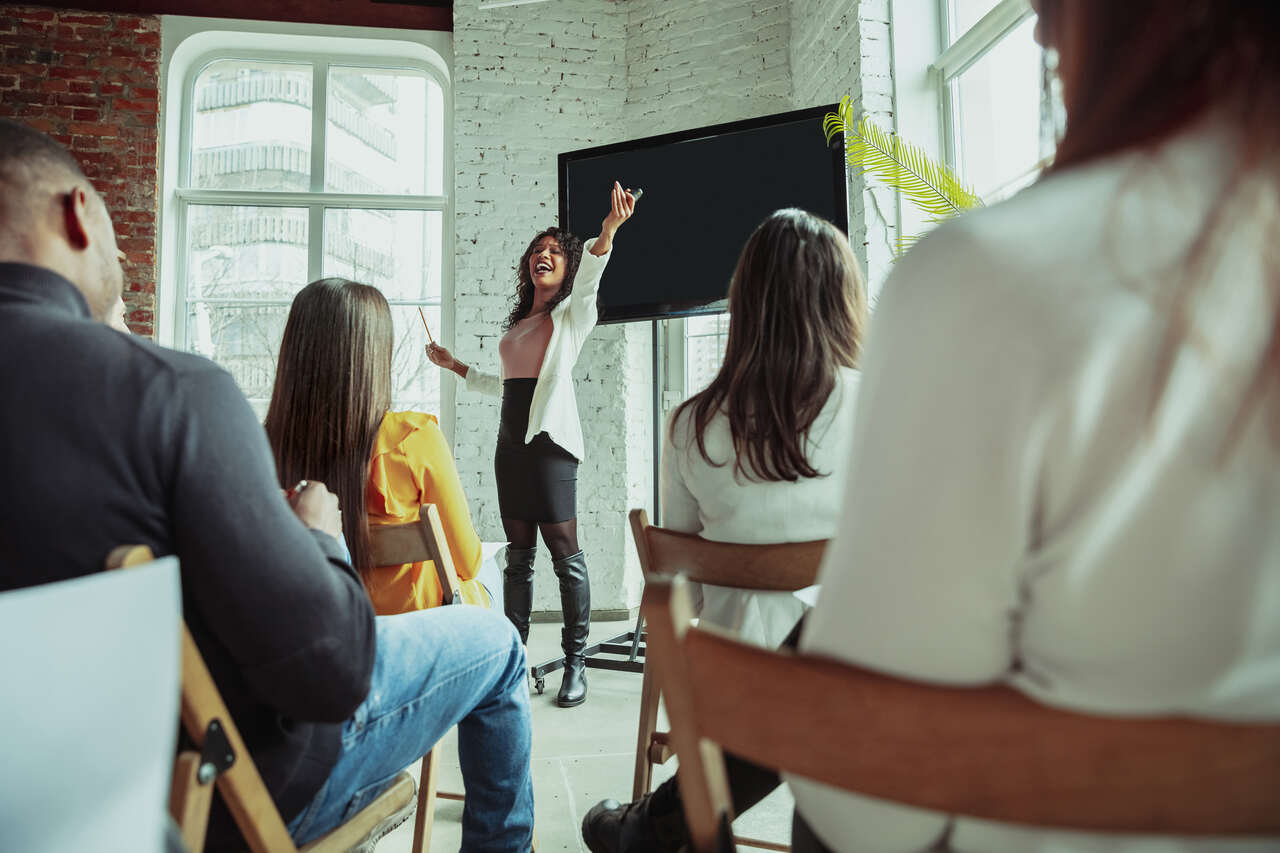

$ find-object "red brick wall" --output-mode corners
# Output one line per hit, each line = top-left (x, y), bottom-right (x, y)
(0, 4), (159, 336)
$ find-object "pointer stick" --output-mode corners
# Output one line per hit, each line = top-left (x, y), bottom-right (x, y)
(417, 306), (435, 344)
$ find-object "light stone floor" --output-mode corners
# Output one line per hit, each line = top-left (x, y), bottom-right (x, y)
(376, 617), (794, 852)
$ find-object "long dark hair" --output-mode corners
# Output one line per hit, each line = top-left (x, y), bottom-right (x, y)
(672, 209), (867, 483)
(265, 278), (394, 574)
(1041, 0), (1280, 442)
(503, 227), (585, 331)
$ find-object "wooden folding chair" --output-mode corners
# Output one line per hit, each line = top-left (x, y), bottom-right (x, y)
(628, 508), (826, 852)
(107, 545), (424, 853)
(368, 504), (539, 853)
(367, 503), (468, 849)
(643, 574), (1280, 853)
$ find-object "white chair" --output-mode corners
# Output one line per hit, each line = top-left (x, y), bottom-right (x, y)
(0, 556), (181, 853)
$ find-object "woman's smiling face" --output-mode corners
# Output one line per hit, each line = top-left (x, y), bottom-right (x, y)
(529, 235), (567, 292)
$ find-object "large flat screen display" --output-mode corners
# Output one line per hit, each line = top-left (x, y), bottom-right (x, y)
(559, 105), (847, 325)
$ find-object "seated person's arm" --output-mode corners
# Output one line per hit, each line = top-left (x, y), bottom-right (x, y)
(660, 410), (702, 534)
(166, 365), (376, 723)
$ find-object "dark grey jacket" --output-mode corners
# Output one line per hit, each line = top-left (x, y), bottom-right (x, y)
(0, 263), (376, 847)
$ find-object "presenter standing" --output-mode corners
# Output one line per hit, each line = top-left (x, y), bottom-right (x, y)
(428, 181), (636, 707)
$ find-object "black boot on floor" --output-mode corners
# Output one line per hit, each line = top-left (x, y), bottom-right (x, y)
(553, 549), (590, 707)
(581, 789), (688, 853)
(502, 545), (537, 645)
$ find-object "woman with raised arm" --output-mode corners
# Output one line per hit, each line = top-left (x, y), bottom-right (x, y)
(428, 181), (635, 708)
(266, 278), (492, 615)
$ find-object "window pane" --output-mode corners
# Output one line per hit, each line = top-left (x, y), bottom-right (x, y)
(949, 0), (1002, 41)
(186, 303), (290, 414)
(326, 66), (435, 195)
(391, 305), (442, 416)
(186, 205), (310, 301)
(951, 17), (1043, 200)
(685, 312), (729, 395)
(322, 209), (442, 302)
(192, 60), (312, 191)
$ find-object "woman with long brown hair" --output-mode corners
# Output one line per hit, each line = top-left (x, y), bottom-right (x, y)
(663, 208), (866, 646)
(785, 1), (1280, 850)
(266, 277), (491, 613)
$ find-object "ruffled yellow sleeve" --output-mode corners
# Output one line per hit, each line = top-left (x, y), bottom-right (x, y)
(365, 411), (488, 614)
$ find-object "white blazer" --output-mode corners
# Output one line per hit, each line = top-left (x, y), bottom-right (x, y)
(461, 238), (610, 462)
(661, 367), (859, 647)
(791, 118), (1280, 852)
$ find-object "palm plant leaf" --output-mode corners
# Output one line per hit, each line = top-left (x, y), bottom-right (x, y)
(825, 96), (984, 227)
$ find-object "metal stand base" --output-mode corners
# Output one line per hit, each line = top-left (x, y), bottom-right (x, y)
(530, 610), (645, 694)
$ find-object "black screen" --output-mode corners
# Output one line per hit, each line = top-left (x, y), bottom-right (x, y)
(559, 105), (847, 325)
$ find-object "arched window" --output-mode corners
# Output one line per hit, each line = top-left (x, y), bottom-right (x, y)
(162, 25), (451, 420)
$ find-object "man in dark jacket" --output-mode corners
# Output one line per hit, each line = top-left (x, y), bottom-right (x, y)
(0, 119), (533, 852)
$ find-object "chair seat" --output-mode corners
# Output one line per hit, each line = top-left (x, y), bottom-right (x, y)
(300, 772), (416, 853)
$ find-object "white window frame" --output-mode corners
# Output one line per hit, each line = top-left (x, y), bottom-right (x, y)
(158, 17), (455, 434)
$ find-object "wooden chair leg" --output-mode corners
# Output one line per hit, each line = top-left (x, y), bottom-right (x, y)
(412, 748), (439, 853)
(632, 663), (662, 800)
(170, 750), (214, 853)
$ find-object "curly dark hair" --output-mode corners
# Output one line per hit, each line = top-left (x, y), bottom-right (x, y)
(503, 227), (585, 331)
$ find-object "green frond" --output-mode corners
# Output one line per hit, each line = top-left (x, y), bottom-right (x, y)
(824, 107), (984, 225)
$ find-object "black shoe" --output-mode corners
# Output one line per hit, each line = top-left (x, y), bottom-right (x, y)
(581, 794), (686, 853)
(553, 550), (591, 707)
(502, 545), (537, 645)
(557, 653), (587, 707)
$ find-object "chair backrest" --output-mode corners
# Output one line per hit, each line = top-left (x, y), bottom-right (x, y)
(0, 553), (181, 853)
(109, 545), (301, 852)
(368, 503), (463, 604)
(629, 508), (825, 590)
(643, 575), (1280, 853)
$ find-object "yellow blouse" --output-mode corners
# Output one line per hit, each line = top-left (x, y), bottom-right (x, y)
(365, 411), (490, 614)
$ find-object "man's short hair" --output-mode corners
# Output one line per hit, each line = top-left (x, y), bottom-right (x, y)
(0, 119), (89, 234)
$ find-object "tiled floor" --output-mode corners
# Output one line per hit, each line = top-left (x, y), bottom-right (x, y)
(376, 617), (794, 852)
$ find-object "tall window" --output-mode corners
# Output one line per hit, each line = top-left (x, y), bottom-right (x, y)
(936, 0), (1053, 201)
(176, 54), (448, 418)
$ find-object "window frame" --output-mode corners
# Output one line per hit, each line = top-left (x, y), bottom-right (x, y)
(159, 19), (454, 433)
(932, 0), (1048, 200)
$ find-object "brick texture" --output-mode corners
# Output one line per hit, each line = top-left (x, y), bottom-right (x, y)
(0, 4), (160, 336)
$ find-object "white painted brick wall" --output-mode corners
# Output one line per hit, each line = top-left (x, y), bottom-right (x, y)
(452, 0), (896, 615)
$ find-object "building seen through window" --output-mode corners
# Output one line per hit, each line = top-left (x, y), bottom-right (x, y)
(181, 57), (446, 418)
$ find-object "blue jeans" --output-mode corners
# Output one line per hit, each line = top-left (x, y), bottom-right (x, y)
(287, 606), (534, 851)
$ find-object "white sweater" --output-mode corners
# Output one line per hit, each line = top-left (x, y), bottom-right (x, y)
(661, 367), (859, 648)
(461, 238), (609, 462)
(791, 119), (1280, 852)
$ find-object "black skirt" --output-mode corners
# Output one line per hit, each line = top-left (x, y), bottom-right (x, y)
(495, 378), (579, 523)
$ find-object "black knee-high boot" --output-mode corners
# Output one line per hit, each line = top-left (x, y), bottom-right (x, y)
(553, 550), (590, 707)
(503, 545), (537, 645)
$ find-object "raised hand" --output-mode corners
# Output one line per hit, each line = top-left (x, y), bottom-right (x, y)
(602, 180), (637, 234)
(592, 181), (638, 256)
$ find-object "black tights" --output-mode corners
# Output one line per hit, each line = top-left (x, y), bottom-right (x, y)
(502, 517), (580, 560)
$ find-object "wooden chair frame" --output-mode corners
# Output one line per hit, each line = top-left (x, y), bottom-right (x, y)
(368, 502), (470, 849)
(628, 508), (826, 852)
(107, 545), (424, 853)
(643, 574), (1280, 853)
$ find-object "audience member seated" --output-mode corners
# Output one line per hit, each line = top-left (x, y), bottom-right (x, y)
(659, 207), (866, 648)
(789, 1), (1280, 850)
(266, 278), (494, 614)
(583, 208), (867, 852)
(0, 119), (533, 852)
